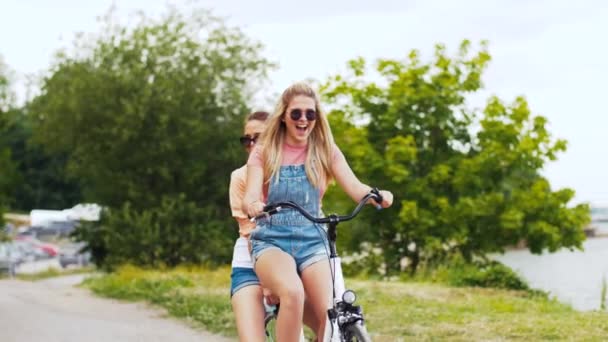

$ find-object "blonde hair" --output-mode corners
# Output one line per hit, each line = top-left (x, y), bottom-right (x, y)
(259, 82), (334, 188)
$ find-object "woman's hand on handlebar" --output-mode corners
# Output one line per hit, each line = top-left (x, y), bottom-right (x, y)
(368, 188), (393, 209)
(246, 200), (266, 219)
(379, 190), (393, 208)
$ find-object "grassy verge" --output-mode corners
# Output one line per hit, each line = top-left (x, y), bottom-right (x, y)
(82, 265), (608, 341)
(15, 266), (96, 281)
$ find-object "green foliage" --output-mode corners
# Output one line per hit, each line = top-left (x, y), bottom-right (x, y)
(1, 54), (82, 212)
(340, 246), (386, 278)
(1, 108), (82, 211)
(0, 56), (18, 218)
(0, 147), (17, 212)
(73, 195), (233, 270)
(0, 55), (15, 111)
(322, 40), (590, 275)
(30, 7), (271, 210)
(29, 6), (273, 267)
(436, 260), (531, 291)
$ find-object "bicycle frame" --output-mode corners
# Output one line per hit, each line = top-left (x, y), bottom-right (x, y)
(323, 220), (367, 341)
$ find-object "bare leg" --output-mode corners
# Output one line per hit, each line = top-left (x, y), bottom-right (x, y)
(301, 260), (333, 341)
(255, 249), (305, 342)
(303, 300), (319, 337)
(264, 287), (317, 339)
(231, 285), (266, 342)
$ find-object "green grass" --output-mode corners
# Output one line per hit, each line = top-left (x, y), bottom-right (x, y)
(15, 266), (96, 281)
(351, 280), (608, 341)
(601, 275), (607, 311)
(81, 265), (608, 341)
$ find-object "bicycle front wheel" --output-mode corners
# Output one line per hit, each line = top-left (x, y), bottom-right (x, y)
(343, 322), (372, 342)
(264, 313), (277, 342)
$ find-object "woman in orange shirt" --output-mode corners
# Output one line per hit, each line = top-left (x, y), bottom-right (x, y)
(229, 111), (270, 341)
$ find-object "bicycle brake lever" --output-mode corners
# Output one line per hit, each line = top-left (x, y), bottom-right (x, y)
(371, 187), (383, 210)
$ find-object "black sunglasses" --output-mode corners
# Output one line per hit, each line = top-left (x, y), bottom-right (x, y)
(239, 133), (260, 147)
(289, 109), (317, 121)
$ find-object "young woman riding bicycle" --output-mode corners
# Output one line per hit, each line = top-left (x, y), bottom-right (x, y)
(243, 82), (393, 341)
(229, 111), (315, 341)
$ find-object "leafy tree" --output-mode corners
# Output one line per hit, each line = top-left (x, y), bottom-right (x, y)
(1, 109), (83, 211)
(0, 54), (81, 212)
(0, 56), (18, 220)
(29, 6), (273, 266)
(322, 40), (589, 275)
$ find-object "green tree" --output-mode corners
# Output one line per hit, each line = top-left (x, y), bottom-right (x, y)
(0, 56), (19, 221)
(1, 108), (83, 211)
(30, 6), (273, 266)
(322, 40), (589, 275)
(0, 53), (82, 212)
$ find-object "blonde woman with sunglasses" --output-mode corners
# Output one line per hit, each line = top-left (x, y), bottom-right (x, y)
(244, 83), (393, 341)
(229, 111), (313, 341)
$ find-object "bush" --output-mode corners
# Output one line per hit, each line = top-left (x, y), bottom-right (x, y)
(341, 246), (386, 278)
(73, 194), (233, 270)
(402, 254), (533, 291)
(447, 260), (530, 290)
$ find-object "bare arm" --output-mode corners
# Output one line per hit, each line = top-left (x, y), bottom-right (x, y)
(228, 169), (256, 233)
(242, 165), (266, 217)
(332, 153), (394, 208)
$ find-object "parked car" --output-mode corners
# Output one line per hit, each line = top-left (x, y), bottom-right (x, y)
(11, 239), (46, 261)
(59, 242), (90, 268)
(14, 236), (59, 258)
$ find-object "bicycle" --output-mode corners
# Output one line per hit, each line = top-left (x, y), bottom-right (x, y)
(253, 189), (383, 342)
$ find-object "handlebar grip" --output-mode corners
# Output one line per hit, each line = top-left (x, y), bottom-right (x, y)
(371, 187), (383, 209)
(250, 205), (282, 222)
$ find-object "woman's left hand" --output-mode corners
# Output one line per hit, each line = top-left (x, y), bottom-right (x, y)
(379, 190), (393, 208)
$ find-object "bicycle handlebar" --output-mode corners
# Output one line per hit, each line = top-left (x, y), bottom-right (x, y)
(250, 188), (384, 224)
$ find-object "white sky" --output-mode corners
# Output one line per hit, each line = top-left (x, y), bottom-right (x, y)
(1, 0), (606, 205)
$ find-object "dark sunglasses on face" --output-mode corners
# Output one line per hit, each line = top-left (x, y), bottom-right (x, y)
(239, 133), (260, 147)
(289, 109), (317, 121)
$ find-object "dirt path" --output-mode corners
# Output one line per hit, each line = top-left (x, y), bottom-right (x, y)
(0, 274), (234, 342)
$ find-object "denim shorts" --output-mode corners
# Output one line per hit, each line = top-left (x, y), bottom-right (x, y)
(250, 219), (329, 273)
(230, 267), (260, 297)
(230, 237), (260, 297)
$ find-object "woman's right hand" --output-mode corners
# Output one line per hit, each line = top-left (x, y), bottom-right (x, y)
(246, 200), (266, 219)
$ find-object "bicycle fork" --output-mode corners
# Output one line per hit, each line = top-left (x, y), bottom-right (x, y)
(322, 256), (345, 342)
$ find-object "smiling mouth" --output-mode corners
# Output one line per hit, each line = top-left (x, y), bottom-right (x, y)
(296, 124), (308, 133)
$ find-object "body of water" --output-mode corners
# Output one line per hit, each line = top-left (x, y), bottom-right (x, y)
(494, 232), (608, 311)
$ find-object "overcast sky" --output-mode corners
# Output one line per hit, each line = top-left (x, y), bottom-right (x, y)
(1, 0), (606, 205)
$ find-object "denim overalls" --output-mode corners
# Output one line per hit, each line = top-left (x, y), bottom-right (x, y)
(250, 165), (329, 272)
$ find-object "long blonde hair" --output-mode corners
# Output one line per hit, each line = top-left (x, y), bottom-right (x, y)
(259, 82), (334, 188)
